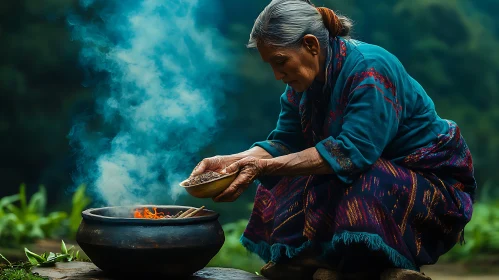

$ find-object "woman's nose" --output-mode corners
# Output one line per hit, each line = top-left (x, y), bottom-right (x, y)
(273, 69), (285, 81)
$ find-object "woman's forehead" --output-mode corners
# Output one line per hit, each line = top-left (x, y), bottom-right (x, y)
(257, 42), (296, 62)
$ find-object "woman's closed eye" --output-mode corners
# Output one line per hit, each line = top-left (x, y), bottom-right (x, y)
(275, 58), (287, 65)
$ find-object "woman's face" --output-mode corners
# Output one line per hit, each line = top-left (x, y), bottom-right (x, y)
(257, 35), (322, 92)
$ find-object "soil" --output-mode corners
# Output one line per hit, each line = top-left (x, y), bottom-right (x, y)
(184, 171), (223, 186)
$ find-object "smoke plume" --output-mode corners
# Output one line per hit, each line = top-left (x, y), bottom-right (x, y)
(68, 0), (230, 206)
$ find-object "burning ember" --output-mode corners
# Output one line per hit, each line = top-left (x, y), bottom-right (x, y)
(133, 206), (205, 219)
(134, 207), (168, 219)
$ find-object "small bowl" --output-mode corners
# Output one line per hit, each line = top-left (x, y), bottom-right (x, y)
(180, 171), (238, 198)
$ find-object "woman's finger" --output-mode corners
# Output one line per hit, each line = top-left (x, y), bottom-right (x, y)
(222, 160), (240, 175)
(213, 183), (248, 202)
(225, 185), (247, 202)
(190, 159), (207, 177)
(213, 173), (249, 202)
(191, 159), (206, 177)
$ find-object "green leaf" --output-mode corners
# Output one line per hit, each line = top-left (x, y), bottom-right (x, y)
(69, 185), (91, 238)
(46, 212), (68, 222)
(19, 184), (27, 213)
(0, 253), (12, 267)
(28, 223), (46, 240)
(61, 240), (68, 254)
(28, 186), (47, 215)
(75, 250), (80, 260)
(47, 252), (56, 261)
(0, 194), (20, 211)
(5, 204), (22, 220)
(0, 213), (19, 238)
(24, 248), (46, 265)
(50, 254), (70, 263)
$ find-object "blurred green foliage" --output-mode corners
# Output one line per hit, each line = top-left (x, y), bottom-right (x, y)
(208, 218), (264, 273)
(0, 184), (90, 247)
(0, 185), (67, 246)
(66, 185), (91, 239)
(443, 184), (499, 262)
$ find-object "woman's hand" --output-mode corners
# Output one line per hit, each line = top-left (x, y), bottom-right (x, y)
(190, 155), (239, 177)
(212, 156), (267, 202)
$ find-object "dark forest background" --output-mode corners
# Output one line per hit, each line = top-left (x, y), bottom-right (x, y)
(1, 0), (499, 272)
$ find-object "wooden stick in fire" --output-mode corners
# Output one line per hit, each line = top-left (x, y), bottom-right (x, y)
(183, 206), (205, 218)
(178, 206), (205, 218)
(173, 211), (183, 218)
(178, 208), (195, 218)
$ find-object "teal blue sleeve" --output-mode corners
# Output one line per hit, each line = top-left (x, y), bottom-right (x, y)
(251, 85), (305, 157)
(315, 61), (401, 183)
(251, 86), (305, 189)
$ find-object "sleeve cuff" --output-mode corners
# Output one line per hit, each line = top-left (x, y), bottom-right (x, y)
(315, 137), (356, 184)
(251, 140), (292, 158)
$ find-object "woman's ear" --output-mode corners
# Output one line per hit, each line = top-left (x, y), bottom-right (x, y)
(302, 35), (320, 55)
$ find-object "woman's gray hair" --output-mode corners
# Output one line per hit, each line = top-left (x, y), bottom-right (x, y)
(248, 0), (352, 49)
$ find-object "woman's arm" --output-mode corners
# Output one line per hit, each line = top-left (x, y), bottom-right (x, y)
(260, 147), (333, 176)
(214, 148), (331, 202)
(235, 146), (273, 160)
(190, 146), (272, 177)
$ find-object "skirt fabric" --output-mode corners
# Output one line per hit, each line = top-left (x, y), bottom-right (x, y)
(241, 122), (475, 271)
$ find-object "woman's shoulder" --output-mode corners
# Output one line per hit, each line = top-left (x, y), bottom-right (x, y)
(342, 38), (406, 75)
(345, 39), (396, 59)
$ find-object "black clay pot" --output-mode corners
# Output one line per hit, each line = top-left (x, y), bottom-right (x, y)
(76, 205), (225, 278)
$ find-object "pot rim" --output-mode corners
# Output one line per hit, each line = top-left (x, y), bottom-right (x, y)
(81, 205), (220, 225)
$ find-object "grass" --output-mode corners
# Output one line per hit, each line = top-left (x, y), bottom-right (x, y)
(0, 267), (46, 280)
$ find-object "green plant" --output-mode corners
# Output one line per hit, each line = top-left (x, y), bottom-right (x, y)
(0, 240), (82, 279)
(24, 240), (81, 267)
(208, 218), (264, 273)
(442, 199), (499, 261)
(0, 268), (46, 280)
(0, 184), (91, 246)
(66, 184), (91, 239)
(0, 184), (67, 246)
(443, 183), (499, 262)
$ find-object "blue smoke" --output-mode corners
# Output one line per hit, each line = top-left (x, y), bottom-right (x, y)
(68, 0), (232, 206)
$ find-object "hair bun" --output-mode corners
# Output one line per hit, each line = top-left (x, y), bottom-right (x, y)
(316, 7), (344, 37)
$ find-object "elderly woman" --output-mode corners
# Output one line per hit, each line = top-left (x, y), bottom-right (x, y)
(190, 0), (476, 279)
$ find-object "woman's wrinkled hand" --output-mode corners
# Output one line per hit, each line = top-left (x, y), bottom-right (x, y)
(212, 156), (268, 202)
(190, 155), (238, 177)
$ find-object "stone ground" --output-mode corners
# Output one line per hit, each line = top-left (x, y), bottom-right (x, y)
(421, 265), (499, 280)
(32, 262), (264, 280)
(31, 262), (499, 280)
(18, 240), (499, 280)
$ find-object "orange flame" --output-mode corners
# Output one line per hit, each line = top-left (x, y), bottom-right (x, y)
(133, 207), (168, 219)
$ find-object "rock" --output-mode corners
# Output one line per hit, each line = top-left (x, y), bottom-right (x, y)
(192, 267), (265, 280)
(32, 261), (265, 280)
(380, 268), (432, 280)
(32, 262), (112, 280)
(312, 268), (339, 280)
